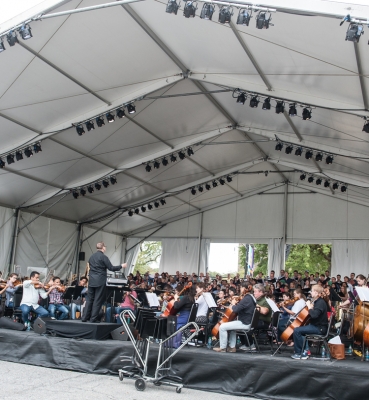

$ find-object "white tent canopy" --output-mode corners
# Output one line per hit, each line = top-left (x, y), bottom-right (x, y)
(1, 0), (369, 276)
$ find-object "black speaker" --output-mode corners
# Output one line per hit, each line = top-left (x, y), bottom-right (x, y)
(0, 316), (26, 331)
(79, 252), (85, 261)
(33, 317), (55, 335)
(111, 323), (138, 341)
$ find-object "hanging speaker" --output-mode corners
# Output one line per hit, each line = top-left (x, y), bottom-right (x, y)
(79, 252), (85, 261)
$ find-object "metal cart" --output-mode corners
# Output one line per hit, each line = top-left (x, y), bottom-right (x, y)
(118, 310), (199, 393)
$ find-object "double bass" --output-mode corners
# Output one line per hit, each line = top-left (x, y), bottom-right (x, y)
(161, 282), (192, 317)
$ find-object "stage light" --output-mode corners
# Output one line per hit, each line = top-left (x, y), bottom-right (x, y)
(198, 185), (204, 192)
(178, 151), (186, 160)
(305, 150), (313, 160)
(226, 175), (232, 183)
(191, 187), (197, 195)
(212, 180), (218, 188)
(72, 190), (79, 199)
(316, 178), (322, 185)
(183, 1), (197, 18)
(219, 178), (225, 185)
(86, 121), (94, 131)
(102, 179), (109, 188)
(302, 107), (312, 120)
(256, 11), (271, 29)
(219, 6), (233, 24)
(262, 97), (271, 110)
(76, 125), (85, 136)
(87, 185), (94, 194)
(275, 142), (283, 151)
(7, 154), (15, 165)
(128, 210), (134, 216)
(205, 183), (211, 190)
(135, 208), (140, 214)
(160, 199), (166, 205)
(33, 143), (42, 153)
(19, 24), (32, 40)
(110, 176), (117, 185)
(187, 147), (194, 156)
(141, 205), (146, 212)
(295, 147), (303, 156)
(308, 176), (314, 183)
(80, 188), (86, 196)
(166, 0), (180, 14)
(249, 96), (259, 108)
(315, 152), (323, 162)
(95, 182), (102, 190)
(324, 180), (330, 188)
(285, 145), (293, 154)
(275, 101), (284, 114)
(200, 3), (215, 20)
(126, 103), (136, 114)
(7, 31), (18, 46)
(289, 103), (297, 117)
(24, 147), (33, 158)
(0, 158), (5, 168)
(153, 160), (160, 169)
(363, 121), (369, 133)
(170, 154), (177, 163)
(148, 203), (153, 210)
(116, 108), (125, 119)
(15, 151), (23, 161)
(237, 93), (246, 105)
(145, 163), (152, 172)
(0, 40), (5, 52)
(96, 116), (105, 127)
(345, 23), (364, 42)
(237, 9), (251, 26)
(162, 157), (169, 166)
(106, 112), (115, 123)
(332, 182), (339, 190)
(341, 185), (347, 192)
(326, 155), (334, 165)
(300, 173), (306, 181)
(154, 201), (160, 208)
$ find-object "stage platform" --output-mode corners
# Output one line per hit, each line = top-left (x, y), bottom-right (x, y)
(0, 328), (367, 400)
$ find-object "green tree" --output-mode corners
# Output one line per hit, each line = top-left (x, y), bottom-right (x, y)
(134, 241), (162, 274)
(253, 244), (268, 275)
(285, 244), (331, 275)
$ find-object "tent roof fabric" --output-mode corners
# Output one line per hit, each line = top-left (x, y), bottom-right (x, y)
(1, 0), (369, 236)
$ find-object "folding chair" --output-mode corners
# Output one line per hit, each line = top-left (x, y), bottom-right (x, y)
(236, 308), (261, 352)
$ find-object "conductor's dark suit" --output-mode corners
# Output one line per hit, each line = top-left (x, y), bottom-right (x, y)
(83, 250), (121, 322)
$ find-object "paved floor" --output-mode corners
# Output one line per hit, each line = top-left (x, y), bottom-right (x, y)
(0, 360), (257, 400)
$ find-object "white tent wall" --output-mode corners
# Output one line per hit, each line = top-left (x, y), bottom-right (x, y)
(332, 240), (369, 277)
(126, 237), (142, 274)
(0, 206), (16, 276)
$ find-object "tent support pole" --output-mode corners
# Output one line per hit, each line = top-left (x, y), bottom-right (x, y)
(9, 208), (21, 273)
(282, 182), (288, 268)
(73, 223), (82, 277)
(197, 213), (203, 276)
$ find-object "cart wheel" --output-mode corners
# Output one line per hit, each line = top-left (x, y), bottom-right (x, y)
(135, 378), (146, 391)
(119, 372), (124, 382)
(176, 387), (182, 394)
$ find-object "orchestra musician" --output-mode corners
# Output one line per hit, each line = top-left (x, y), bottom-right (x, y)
(70, 276), (88, 320)
(105, 282), (138, 323)
(82, 242), (127, 323)
(48, 276), (70, 320)
(195, 283), (208, 324)
(291, 285), (328, 360)
(4, 273), (21, 308)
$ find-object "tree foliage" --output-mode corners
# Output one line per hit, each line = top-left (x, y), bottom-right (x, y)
(134, 241), (162, 274)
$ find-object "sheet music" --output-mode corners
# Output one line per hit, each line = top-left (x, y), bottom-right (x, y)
(145, 292), (160, 307)
(355, 287), (369, 302)
(266, 297), (280, 313)
(203, 292), (217, 308)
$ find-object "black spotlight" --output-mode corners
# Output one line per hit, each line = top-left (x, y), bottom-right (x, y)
(153, 160), (160, 169)
(110, 176), (117, 185)
(183, 1), (197, 18)
(148, 203), (153, 210)
(295, 147), (303, 156)
(308, 176), (314, 183)
(0, 40), (5, 53)
(324, 180), (330, 188)
(0, 158), (5, 168)
(275, 101), (285, 114)
(226, 175), (232, 183)
(198, 185), (204, 192)
(162, 157), (169, 166)
(116, 108), (125, 119)
(341, 185), (347, 192)
(7, 31), (18, 46)
(362, 121), (369, 133)
(300, 173), (306, 181)
(219, 178), (225, 185)
(205, 183), (211, 190)
(7, 154), (15, 165)
(256, 11), (271, 29)
(72, 190), (79, 199)
(134, 208), (140, 214)
(326, 155), (334, 165)
(237, 9), (251, 26)
(102, 179), (109, 188)
(212, 180), (218, 188)
(76, 125), (85, 136)
(262, 97), (271, 110)
(332, 182), (339, 190)
(200, 3), (215, 20)
(315, 152), (323, 162)
(275, 142), (283, 151)
(305, 150), (313, 160)
(237, 93), (246, 105)
(96, 116), (105, 127)
(170, 154), (177, 162)
(219, 6), (233, 24)
(154, 201), (160, 208)
(24, 147), (33, 158)
(145, 163), (152, 172)
(126, 103), (136, 114)
(128, 210), (134, 217)
(187, 147), (194, 156)
(106, 112), (115, 123)
(316, 178), (322, 185)
(15, 151), (23, 161)
(191, 187), (197, 195)
(95, 182), (102, 190)
(87, 185), (94, 194)
(178, 151), (186, 160)
(166, 0), (180, 14)
(86, 120), (94, 131)
(160, 199), (166, 205)
(19, 24), (32, 40)
(302, 107), (312, 120)
(250, 96), (259, 108)
(80, 188), (87, 196)
(345, 23), (364, 42)
(289, 103), (297, 117)
(33, 143), (42, 153)
(141, 205), (146, 212)
(285, 145), (293, 154)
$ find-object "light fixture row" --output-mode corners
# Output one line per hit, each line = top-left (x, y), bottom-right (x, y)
(128, 198), (167, 216)
(190, 174), (233, 195)
(72, 176), (117, 199)
(0, 142), (42, 168)
(299, 172), (347, 192)
(0, 24), (32, 53)
(144, 147), (194, 172)
(75, 103), (136, 136)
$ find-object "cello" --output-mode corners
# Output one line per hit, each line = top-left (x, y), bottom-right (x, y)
(161, 282), (192, 317)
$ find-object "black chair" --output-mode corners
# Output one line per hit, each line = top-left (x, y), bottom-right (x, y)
(261, 311), (281, 353)
(236, 308), (261, 352)
(4, 291), (23, 321)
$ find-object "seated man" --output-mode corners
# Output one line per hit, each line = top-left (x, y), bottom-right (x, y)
(2, 273), (21, 309)
(48, 276), (70, 320)
(71, 276), (88, 320)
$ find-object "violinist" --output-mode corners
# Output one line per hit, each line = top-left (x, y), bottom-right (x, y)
(195, 283), (208, 324)
(291, 285), (328, 360)
(47, 277), (70, 320)
(4, 273), (22, 308)
(71, 276), (88, 319)
(340, 274), (368, 309)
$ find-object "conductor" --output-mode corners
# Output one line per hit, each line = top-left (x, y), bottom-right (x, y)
(82, 242), (127, 323)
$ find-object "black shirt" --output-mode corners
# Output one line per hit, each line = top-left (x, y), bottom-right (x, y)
(309, 297), (328, 331)
(88, 250), (121, 287)
(173, 295), (194, 312)
(232, 294), (256, 325)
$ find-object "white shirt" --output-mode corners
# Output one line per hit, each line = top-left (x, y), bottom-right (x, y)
(291, 299), (306, 315)
(196, 295), (209, 317)
(21, 280), (48, 309)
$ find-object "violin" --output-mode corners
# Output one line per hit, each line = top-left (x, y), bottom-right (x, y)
(277, 297), (299, 309)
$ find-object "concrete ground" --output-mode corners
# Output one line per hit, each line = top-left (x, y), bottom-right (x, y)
(0, 360), (257, 400)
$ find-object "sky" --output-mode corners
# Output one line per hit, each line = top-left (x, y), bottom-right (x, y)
(208, 243), (239, 275)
